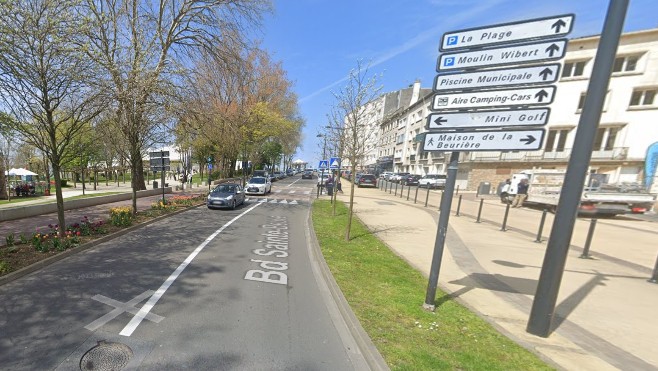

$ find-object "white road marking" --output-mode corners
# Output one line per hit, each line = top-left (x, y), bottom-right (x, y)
(85, 290), (163, 331)
(119, 203), (262, 336)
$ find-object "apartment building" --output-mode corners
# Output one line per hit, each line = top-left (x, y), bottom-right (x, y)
(382, 28), (658, 191)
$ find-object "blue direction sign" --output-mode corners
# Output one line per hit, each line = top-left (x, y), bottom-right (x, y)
(441, 14), (574, 51)
(329, 157), (340, 169)
(438, 39), (567, 71)
(318, 160), (329, 170)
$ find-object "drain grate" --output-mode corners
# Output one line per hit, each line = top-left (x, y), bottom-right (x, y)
(80, 341), (133, 370)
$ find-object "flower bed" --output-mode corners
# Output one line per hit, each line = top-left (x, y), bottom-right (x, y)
(0, 194), (206, 277)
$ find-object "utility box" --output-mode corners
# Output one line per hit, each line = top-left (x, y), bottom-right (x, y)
(478, 182), (491, 195)
(153, 181), (158, 189)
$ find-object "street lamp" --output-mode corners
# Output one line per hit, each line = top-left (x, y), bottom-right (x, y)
(317, 133), (327, 197)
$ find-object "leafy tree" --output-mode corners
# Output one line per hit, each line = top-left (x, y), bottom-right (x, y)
(0, 0), (105, 236)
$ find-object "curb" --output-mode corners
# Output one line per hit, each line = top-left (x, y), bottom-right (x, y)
(0, 204), (202, 286)
(306, 202), (390, 371)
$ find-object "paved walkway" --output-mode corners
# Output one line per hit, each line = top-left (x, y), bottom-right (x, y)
(332, 181), (657, 371)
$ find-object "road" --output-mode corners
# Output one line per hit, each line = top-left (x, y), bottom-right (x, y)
(0, 176), (368, 370)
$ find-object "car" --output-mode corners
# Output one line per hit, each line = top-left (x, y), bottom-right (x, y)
(390, 172), (410, 183)
(302, 170), (313, 179)
(401, 174), (421, 186)
(418, 174), (447, 189)
(207, 183), (246, 209)
(317, 173), (331, 186)
(379, 171), (393, 180)
(244, 176), (271, 195)
(357, 174), (377, 188)
(353, 173), (364, 183)
(286, 169), (294, 177)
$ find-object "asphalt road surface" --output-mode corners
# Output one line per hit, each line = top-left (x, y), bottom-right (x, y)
(0, 175), (367, 370)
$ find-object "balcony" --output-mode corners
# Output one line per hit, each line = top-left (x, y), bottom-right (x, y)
(466, 147), (629, 162)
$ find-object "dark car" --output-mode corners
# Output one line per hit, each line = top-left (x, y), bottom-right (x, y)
(401, 174), (421, 186)
(357, 174), (377, 188)
(302, 170), (313, 179)
(207, 183), (245, 209)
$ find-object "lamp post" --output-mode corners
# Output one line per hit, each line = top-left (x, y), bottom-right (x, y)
(317, 133), (327, 196)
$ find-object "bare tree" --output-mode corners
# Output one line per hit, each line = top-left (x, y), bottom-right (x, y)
(330, 60), (383, 241)
(0, 0), (106, 236)
(79, 0), (271, 212)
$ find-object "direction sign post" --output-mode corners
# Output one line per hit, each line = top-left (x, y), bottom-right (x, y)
(427, 108), (550, 130)
(423, 14), (573, 312)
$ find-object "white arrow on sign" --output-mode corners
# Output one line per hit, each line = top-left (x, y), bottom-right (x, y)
(438, 39), (567, 71)
(432, 86), (556, 111)
(426, 108), (550, 130)
(441, 14), (574, 51)
(423, 129), (545, 152)
(434, 63), (560, 92)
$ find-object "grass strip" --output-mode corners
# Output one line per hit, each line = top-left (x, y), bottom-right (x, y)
(312, 200), (552, 371)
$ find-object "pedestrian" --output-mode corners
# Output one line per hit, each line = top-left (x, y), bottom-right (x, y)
(500, 179), (511, 203)
(336, 178), (343, 193)
(511, 178), (529, 208)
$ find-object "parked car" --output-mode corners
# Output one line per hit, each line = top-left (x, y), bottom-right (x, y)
(273, 172), (285, 180)
(317, 173), (331, 186)
(401, 174), (421, 186)
(357, 174), (377, 188)
(244, 176), (271, 195)
(390, 172), (410, 183)
(353, 173), (364, 184)
(302, 170), (313, 179)
(207, 183), (245, 209)
(418, 174), (447, 189)
(379, 171), (394, 180)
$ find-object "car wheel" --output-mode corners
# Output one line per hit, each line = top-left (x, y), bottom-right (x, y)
(231, 200), (236, 210)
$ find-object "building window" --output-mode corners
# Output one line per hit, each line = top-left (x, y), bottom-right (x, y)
(613, 55), (640, 73)
(577, 93), (586, 110)
(562, 60), (587, 78)
(545, 129), (570, 152)
(593, 127), (621, 151)
(578, 91), (610, 112)
(629, 88), (656, 107)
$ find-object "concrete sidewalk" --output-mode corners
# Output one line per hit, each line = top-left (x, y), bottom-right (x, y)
(332, 182), (657, 371)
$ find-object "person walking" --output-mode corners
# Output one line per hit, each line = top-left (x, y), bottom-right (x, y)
(511, 178), (529, 208)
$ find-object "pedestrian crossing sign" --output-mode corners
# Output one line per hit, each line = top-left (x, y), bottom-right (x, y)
(329, 157), (340, 169)
(318, 160), (329, 169)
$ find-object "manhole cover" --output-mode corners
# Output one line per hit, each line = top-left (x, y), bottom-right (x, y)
(80, 341), (133, 370)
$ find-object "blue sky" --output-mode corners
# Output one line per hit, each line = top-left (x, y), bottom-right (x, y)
(259, 0), (657, 165)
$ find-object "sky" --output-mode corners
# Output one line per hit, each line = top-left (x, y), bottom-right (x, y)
(258, 0), (658, 166)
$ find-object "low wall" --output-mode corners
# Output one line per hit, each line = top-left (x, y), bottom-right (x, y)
(0, 187), (172, 222)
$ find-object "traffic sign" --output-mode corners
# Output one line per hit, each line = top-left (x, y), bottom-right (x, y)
(434, 63), (560, 92)
(149, 151), (170, 158)
(432, 86), (556, 111)
(422, 129), (545, 152)
(426, 108), (550, 130)
(440, 14), (574, 51)
(437, 39), (567, 71)
(318, 160), (329, 170)
(329, 157), (340, 169)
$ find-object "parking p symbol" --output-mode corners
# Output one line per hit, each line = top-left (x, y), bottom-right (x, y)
(446, 36), (458, 46)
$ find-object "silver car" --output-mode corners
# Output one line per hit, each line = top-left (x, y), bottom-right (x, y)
(207, 183), (246, 209)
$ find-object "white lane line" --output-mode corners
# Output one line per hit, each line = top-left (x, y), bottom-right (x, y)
(119, 203), (263, 336)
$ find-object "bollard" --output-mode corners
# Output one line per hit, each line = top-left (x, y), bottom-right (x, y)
(438, 190), (444, 211)
(414, 186), (419, 204)
(394, 182), (398, 196)
(456, 185), (460, 195)
(424, 186), (430, 207)
(401, 183), (405, 198)
(579, 219), (597, 259)
(455, 195), (463, 216)
(535, 209), (548, 243)
(406, 184), (411, 201)
(649, 254), (658, 283)
(389, 181), (393, 194)
(501, 203), (510, 231)
(475, 198), (484, 223)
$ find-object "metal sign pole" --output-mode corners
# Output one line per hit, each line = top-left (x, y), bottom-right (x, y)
(161, 151), (165, 205)
(424, 151), (459, 310)
(527, 0), (629, 338)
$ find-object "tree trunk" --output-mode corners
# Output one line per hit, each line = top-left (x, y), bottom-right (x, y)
(0, 158), (8, 200)
(52, 163), (67, 237)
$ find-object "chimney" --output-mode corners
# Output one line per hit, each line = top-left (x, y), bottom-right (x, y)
(410, 79), (421, 105)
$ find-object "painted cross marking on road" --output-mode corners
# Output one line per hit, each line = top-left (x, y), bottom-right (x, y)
(85, 290), (164, 331)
